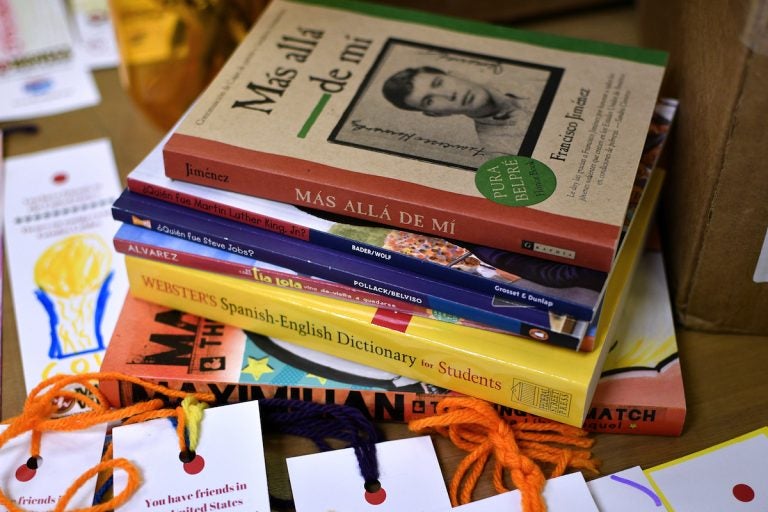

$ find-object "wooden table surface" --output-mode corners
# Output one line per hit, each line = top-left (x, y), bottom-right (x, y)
(2, 3), (767, 506)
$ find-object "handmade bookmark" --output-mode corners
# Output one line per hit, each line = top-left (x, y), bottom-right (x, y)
(258, 398), (451, 511)
(409, 396), (600, 511)
(645, 426), (768, 511)
(587, 466), (665, 511)
(451, 472), (599, 511)
(287, 436), (451, 511)
(4, 139), (127, 399)
(111, 399), (272, 511)
(0, 423), (109, 510)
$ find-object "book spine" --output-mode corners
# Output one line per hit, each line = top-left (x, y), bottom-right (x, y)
(112, 235), (511, 335)
(112, 194), (586, 350)
(579, 405), (686, 436)
(496, 403), (685, 436)
(124, 255), (589, 426)
(163, 137), (616, 272)
(109, 377), (453, 423)
(126, 175), (595, 320)
(107, 377), (684, 436)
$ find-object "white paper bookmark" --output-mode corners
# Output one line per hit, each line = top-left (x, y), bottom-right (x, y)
(587, 466), (666, 511)
(451, 472), (599, 511)
(645, 427), (768, 511)
(0, 0), (100, 121)
(111, 400), (271, 511)
(0, 423), (108, 510)
(287, 436), (452, 511)
(67, 0), (121, 70)
(3, 139), (127, 402)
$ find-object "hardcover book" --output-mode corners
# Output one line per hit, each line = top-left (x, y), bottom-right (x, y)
(161, 0), (667, 272)
(102, 246), (685, 436)
(111, 192), (592, 350)
(130, 98), (675, 323)
(119, 168), (663, 427)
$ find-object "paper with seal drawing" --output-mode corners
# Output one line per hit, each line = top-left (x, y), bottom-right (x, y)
(111, 400), (272, 511)
(3, 139), (127, 400)
(0, 0), (100, 121)
(0, 423), (108, 510)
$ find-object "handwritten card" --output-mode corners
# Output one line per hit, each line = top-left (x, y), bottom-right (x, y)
(0, 0), (100, 121)
(4, 139), (127, 402)
(0, 423), (108, 510)
(287, 436), (452, 511)
(587, 466), (665, 511)
(451, 472), (599, 511)
(646, 426), (768, 511)
(111, 400), (271, 511)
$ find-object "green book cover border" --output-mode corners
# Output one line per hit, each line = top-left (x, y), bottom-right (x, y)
(289, 0), (668, 66)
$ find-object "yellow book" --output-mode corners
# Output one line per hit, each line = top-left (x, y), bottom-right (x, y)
(124, 169), (664, 426)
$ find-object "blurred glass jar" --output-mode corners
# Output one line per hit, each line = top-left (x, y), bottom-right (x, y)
(108, 0), (266, 129)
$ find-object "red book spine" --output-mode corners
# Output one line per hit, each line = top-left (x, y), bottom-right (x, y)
(163, 134), (619, 271)
(113, 238), (425, 315)
(111, 236), (510, 334)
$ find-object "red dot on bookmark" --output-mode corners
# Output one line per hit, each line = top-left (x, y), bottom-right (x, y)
(732, 483), (755, 502)
(364, 480), (386, 505)
(15, 465), (36, 482)
(181, 452), (205, 475)
(52, 172), (68, 185)
(15, 457), (41, 482)
(364, 488), (387, 505)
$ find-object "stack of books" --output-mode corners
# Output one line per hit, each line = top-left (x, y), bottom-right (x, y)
(103, 0), (676, 430)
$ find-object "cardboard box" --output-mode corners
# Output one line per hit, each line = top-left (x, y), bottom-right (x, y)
(638, 0), (768, 334)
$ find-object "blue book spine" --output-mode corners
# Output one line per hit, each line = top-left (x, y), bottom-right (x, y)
(128, 178), (603, 321)
(304, 223), (603, 320)
(112, 189), (588, 350)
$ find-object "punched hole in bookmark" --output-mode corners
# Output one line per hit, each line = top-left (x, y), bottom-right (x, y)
(15, 456), (43, 482)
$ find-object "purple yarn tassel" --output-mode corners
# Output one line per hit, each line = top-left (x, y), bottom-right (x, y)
(259, 398), (381, 485)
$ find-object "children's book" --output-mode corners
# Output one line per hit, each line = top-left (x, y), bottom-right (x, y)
(118, 169), (663, 427)
(112, 222), (530, 338)
(132, 99), (675, 322)
(161, 0), (667, 272)
(502, 247), (686, 435)
(103, 243), (685, 435)
(111, 192), (592, 350)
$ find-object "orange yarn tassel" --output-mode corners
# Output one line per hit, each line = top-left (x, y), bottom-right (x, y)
(0, 371), (217, 511)
(409, 396), (600, 511)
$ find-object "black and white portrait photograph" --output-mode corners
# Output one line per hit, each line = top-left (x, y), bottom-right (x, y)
(329, 38), (564, 170)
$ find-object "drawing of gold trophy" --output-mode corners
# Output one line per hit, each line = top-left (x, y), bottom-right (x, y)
(34, 234), (114, 360)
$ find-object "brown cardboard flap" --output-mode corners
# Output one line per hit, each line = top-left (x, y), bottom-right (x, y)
(639, 0), (768, 334)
